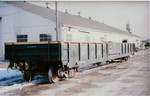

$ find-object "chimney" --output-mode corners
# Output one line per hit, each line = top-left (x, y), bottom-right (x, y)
(89, 17), (91, 20)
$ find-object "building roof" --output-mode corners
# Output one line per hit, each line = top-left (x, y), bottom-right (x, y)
(7, 1), (139, 38)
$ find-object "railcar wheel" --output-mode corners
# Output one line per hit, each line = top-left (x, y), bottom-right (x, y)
(19, 62), (24, 72)
(68, 69), (76, 78)
(22, 62), (34, 82)
(120, 59), (123, 62)
(23, 70), (34, 82)
(48, 68), (59, 83)
(25, 62), (30, 70)
(76, 67), (79, 72)
(127, 56), (130, 60)
(124, 57), (128, 61)
(126, 57), (129, 61)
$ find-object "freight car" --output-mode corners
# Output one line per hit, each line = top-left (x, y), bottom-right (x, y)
(5, 41), (135, 83)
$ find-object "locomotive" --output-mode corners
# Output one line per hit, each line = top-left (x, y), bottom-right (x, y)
(5, 41), (135, 83)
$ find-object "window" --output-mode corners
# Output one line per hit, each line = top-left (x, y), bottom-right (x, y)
(17, 35), (28, 42)
(122, 40), (127, 43)
(40, 34), (52, 41)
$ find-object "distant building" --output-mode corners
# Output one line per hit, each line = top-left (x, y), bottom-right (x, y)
(0, 2), (141, 59)
(141, 39), (150, 49)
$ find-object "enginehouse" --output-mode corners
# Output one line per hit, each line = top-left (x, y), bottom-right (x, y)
(0, 1), (140, 60)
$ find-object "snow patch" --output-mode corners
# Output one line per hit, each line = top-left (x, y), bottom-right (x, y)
(0, 61), (9, 64)
(0, 82), (34, 94)
(0, 68), (22, 81)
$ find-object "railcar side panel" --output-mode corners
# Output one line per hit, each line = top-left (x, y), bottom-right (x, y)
(68, 43), (79, 67)
(89, 43), (96, 64)
(61, 42), (69, 66)
(102, 43), (108, 62)
(78, 43), (89, 67)
(107, 42), (121, 60)
(96, 43), (102, 62)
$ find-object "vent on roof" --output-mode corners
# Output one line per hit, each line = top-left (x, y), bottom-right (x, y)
(65, 9), (68, 14)
(126, 21), (132, 33)
(46, 2), (49, 9)
(89, 17), (91, 20)
(78, 12), (81, 17)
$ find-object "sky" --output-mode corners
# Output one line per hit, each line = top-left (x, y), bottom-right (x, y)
(29, 1), (149, 40)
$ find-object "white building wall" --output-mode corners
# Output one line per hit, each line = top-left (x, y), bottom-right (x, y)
(0, 2), (56, 59)
(0, 18), (2, 59)
(62, 25), (140, 45)
(0, 2), (141, 60)
(62, 26), (106, 43)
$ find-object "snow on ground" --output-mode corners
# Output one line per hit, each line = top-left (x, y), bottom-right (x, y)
(0, 68), (24, 95)
(0, 68), (50, 95)
(0, 61), (9, 64)
(0, 50), (149, 96)
(41, 83), (79, 95)
(0, 68), (22, 81)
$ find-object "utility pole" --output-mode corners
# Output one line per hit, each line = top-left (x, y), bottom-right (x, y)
(55, 1), (59, 41)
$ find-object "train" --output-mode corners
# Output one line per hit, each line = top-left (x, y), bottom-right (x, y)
(5, 41), (135, 83)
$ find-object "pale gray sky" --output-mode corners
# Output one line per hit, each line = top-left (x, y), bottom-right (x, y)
(29, 1), (149, 40)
